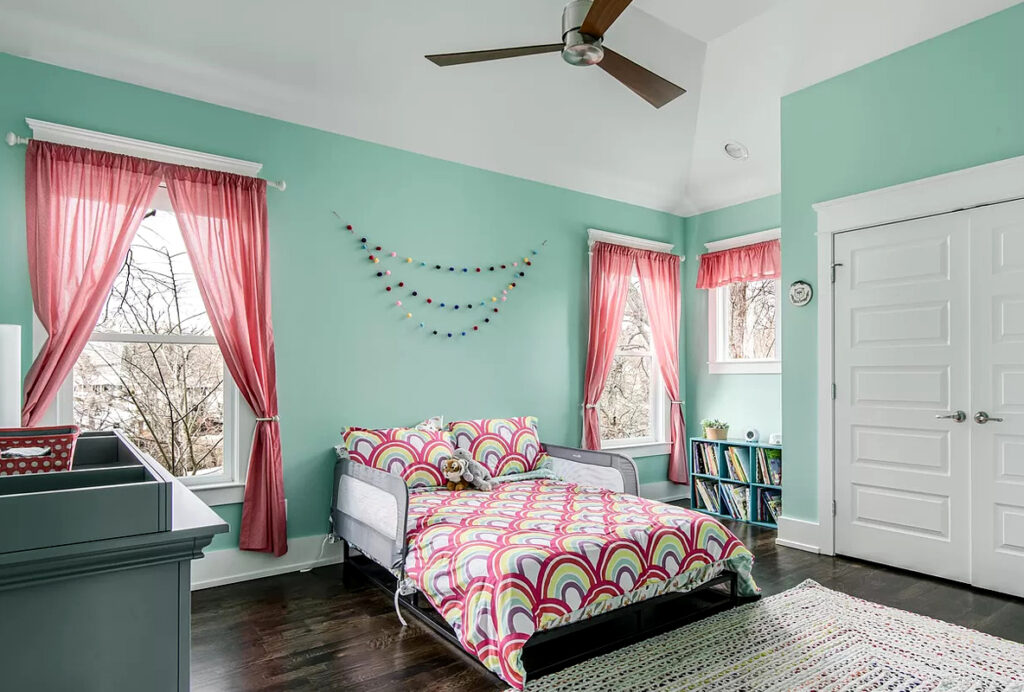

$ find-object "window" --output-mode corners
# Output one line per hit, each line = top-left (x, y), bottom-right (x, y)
(42, 190), (254, 502)
(598, 272), (669, 453)
(707, 232), (782, 375)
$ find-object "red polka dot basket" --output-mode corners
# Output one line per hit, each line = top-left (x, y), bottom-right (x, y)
(0, 426), (81, 476)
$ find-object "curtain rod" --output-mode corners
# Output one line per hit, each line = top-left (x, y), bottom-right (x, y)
(5, 131), (286, 191)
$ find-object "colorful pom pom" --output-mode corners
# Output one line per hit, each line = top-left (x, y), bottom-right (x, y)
(513, 262), (518, 267)
(405, 312), (412, 318)
(473, 326), (478, 331)
(360, 237), (366, 242)
(411, 291), (418, 296)
(427, 298), (432, 303)
(406, 257), (412, 263)
(461, 331), (466, 336)
(501, 296), (507, 301)
(396, 300), (402, 307)
(475, 268), (481, 273)
(346, 225), (353, 231)
(386, 286), (392, 292)
(375, 246), (382, 251)
(493, 308), (499, 313)
(398, 281), (404, 287)
(419, 322), (425, 328)
(491, 296), (497, 302)
(390, 252), (397, 257)
(385, 270), (391, 276)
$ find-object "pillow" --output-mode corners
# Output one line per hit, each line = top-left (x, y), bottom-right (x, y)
(448, 416), (549, 478)
(342, 426), (452, 489)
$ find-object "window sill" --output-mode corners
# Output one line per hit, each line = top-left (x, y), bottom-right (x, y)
(601, 441), (671, 458)
(708, 360), (781, 375)
(187, 482), (246, 507)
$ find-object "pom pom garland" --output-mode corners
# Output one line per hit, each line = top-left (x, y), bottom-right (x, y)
(346, 225), (545, 340)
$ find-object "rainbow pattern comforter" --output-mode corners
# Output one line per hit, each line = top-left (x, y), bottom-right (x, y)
(403, 479), (758, 689)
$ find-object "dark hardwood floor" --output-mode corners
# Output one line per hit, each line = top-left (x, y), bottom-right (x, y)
(192, 517), (1024, 691)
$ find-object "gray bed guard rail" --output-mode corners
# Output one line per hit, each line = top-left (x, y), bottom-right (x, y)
(330, 442), (639, 572)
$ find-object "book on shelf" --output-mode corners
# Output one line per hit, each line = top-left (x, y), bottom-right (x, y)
(694, 478), (720, 514)
(756, 447), (782, 485)
(760, 488), (782, 523)
(724, 447), (748, 482)
(723, 483), (750, 521)
(693, 441), (718, 476)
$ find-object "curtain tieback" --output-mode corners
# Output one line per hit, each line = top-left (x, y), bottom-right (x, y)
(256, 415), (280, 422)
(669, 400), (684, 405)
(582, 404), (598, 410)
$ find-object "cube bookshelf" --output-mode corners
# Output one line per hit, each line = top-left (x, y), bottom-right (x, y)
(689, 437), (782, 529)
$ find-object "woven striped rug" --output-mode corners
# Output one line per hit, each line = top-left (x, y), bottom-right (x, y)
(522, 579), (1024, 691)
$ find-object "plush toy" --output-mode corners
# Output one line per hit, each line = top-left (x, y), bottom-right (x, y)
(453, 448), (494, 491)
(440, 450), (494, 492)
(441, 456), (470, 491)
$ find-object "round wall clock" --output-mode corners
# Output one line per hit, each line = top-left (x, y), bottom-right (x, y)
(789, 281), (813, 306)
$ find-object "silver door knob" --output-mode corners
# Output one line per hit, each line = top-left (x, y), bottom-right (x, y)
(935, 410), (967, 422)
(974, 411), (1004, 424)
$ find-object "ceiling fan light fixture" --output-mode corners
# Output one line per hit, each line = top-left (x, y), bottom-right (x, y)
(723, 141), (749, 160)
(562, 31), (605, 66)
(561, 0), (604, 66)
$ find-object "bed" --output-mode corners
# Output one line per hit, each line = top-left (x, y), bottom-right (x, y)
(331, 443), (758, 690)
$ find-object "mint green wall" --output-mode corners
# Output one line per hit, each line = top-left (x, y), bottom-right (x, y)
(0, 53), (683, 550)
(683, 195), (781, 443)
(780, 3), (1024, 521)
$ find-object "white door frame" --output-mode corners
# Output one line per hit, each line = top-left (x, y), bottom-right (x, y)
(807, 154), (1024, 557)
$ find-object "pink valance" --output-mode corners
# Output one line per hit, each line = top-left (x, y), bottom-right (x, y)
(696, 238), (781, 290)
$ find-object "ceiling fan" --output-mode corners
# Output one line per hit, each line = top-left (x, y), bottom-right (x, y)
(425, 0), (685, 109)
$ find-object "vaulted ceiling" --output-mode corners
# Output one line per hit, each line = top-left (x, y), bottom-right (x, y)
(0, 0), (1017, 215)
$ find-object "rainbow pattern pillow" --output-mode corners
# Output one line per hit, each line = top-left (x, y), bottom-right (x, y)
(448, 416), (549, 478)
(342, 426), (452, 489)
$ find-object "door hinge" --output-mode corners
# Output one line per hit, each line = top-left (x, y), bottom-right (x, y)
(831, 383), (837, 400)
(830, 262), (843, 283)
(832, 500), (837, 517)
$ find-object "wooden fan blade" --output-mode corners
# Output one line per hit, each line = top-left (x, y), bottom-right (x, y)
(426, 44), (563, 67)
(581, 0), (633, 38)
(598, 48), (686, 108)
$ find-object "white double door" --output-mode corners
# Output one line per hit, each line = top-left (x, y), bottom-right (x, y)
(834, 198), (1024, 597)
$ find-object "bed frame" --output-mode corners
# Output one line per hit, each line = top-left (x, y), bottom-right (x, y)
(330, 443), (747, 683)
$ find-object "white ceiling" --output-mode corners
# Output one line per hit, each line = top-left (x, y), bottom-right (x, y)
(0, 0), (1017, 216)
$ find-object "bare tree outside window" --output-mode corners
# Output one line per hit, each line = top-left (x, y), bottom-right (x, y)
(727, 279), (777, 360)
(599, 275), (655, 442)
(73, 210), (226, 478)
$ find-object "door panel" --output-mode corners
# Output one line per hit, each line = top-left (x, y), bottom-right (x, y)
(834, 213), (971, 583)
(969, 199), (1024, 598)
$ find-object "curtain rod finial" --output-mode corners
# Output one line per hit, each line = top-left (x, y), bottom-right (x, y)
(268, 180), (286, 191)
(5, 132), (29, 147)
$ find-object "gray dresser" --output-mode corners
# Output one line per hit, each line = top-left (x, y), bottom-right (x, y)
(0, 431), (227, 691)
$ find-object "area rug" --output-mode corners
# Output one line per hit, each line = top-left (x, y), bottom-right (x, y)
(521, 579), (1024, 691)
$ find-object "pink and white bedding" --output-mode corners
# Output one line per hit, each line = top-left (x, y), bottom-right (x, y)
(403, 478), (758, 689)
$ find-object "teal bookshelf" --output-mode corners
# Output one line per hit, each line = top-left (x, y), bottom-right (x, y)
(689, 437), (782, 529)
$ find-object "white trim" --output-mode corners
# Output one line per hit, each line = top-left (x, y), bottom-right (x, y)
(812, 154), (1024, 234)
(603, 440), (671, 458)
(704, 227), (780, 253)
(587, 228), (679, 257)
(708, 360), (781, 375)
(813, 153), (1024, 560)
(26, 118), (263, 177)
(191, 534), (343, 590)
(640, 480), (689, 502)
(776, 516), (822, 555)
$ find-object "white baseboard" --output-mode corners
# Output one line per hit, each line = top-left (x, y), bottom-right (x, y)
(191, 534), (344, 590)
(776, 515), (827, 555)
(640, 480), (689, 503)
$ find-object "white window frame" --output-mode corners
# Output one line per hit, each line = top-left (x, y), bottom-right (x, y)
(34, 186), (255, 506)
(587, 228), (682, 458)
(705, 228), (782, 375)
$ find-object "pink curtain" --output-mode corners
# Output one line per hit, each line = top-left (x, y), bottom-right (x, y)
(582, 242), (637, 450)
(165, 167), (286, 556)
(21, 141), (163, 425)
(696, 238), (781, 290)
(636, 251), (686, 484)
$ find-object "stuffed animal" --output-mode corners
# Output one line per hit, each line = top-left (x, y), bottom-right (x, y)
(441, 456), (469, 491)
(453, 448), (494, 491)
